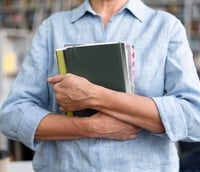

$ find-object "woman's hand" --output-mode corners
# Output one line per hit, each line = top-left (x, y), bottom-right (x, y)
(48, 74), (142, 140)
(77, 112), (142, 140)
(48, 74), (100, 112)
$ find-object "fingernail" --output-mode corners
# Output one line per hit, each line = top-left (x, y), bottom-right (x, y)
(47, 77), (52, 82)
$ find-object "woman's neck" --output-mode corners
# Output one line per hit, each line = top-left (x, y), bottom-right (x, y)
(89, 0), (128, 26)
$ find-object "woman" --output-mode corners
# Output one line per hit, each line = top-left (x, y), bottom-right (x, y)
(1, 0), (200, 171)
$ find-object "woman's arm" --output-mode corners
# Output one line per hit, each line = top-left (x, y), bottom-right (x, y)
(94, 89), (165, 133)
(48, 74), (165, 134)
(35, 112), (141, 140)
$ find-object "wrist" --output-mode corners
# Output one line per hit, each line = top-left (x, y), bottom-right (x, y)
(72, 117), (94, 138)
(89, 84), (112, 111)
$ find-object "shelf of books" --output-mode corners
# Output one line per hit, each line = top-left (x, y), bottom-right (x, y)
(143, 0), (200, 74)
(0, 0), (84, 77)
(0, 0), (48, 30)
(0, 0), (83, 30)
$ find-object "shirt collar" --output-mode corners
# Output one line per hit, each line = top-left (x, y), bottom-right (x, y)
(71, 0), (153, 23)
(125, 0), (152, 22)
(70, 0), (96, 23)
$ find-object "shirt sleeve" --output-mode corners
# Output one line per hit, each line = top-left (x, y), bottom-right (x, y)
(152, 20), (200, 142)
(0, 20), (52, 150)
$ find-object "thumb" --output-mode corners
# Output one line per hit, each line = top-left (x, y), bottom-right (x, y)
(47, 75), (65, 84)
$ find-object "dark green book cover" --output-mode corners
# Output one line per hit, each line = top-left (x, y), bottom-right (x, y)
(56, 42), (132, 117)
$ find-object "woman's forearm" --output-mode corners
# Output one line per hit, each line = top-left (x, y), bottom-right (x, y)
(35, 113), (141, 141)
(48, 74), (165, 134)
(94, 87), (165, 134)
(35, 114), (86, 140)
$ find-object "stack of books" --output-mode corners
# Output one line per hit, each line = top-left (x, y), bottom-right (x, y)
(56, 42), (135, 116)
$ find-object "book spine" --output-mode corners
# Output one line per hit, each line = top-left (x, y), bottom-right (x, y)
(56, 50), (67, 74)
(56, 50), (74, 116)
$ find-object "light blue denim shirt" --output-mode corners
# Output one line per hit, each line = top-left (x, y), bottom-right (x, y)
(1, 0), (200, 171)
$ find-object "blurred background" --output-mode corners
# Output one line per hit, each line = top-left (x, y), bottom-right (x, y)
(0, 0), (200, 171)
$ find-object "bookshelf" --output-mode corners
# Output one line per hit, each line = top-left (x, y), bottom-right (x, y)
(0, 0), (83, 30)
